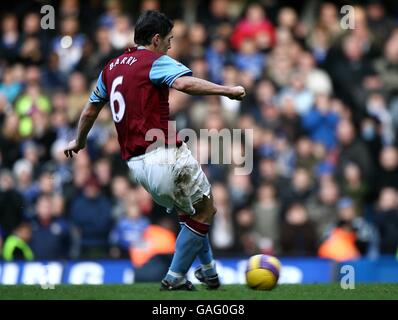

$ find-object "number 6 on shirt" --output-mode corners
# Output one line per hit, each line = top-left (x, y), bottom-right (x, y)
(110, 76), (125, 123)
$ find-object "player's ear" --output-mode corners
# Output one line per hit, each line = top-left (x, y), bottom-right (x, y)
(153, 33), (161, 46)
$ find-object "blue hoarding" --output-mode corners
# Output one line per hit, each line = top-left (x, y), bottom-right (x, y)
(0, 257), (397, 285)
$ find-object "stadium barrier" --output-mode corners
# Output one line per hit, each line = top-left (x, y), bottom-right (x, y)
(0, 257), (397, 285)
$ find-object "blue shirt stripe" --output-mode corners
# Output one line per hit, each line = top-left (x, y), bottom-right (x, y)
(149, 55), (192, 87)
(89, 71), (108, 103)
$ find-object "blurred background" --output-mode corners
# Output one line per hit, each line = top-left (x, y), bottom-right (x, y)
(1, 0), (398, 284)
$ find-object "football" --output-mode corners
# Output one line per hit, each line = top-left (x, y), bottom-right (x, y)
(245, 254), (281, 290)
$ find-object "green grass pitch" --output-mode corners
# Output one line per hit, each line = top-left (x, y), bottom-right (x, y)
(1, 283), (398, 300)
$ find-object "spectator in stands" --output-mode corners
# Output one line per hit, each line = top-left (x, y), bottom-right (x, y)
(277, 7), (298, 35)
(205, 36), (231, 84)
(318, 221), (360, 262)
(274, 133), (295, 177)
(76, 26), (118, 82)
(98, 0), (123, 29)
(319, 197), (379, 260)
(335, 119), (374, 184)
(257, 156), (290, 196)
(296, 51), (333, 96)
(0, 14), (20, 63)
(94, 157), (113, 197)
(69, 175), (113, 258)
(366, 0), (396, 46)
(62, 150), (91, 212)
(235, 206), (257, 255)
(135, 185), (156, 217)
(66, 72), (89, 123)
(0, 169), (24, 236)
(109, 189), (150, 259)
(13, 159), (36, 205)
(280, 167), (314, 218)
(366, 92), (394, 144)
(48, 139), (73, 188)
(340, 197), (379, 258)
(360, 116), (383, 166)
(42, 53), (67, 90)
(198, 0), (233, 39)
(19, 35), (44, 65)
(279, 71), (314, 116)
(278, 94), (302, 143)
(294, 137), (318, 173)
(30, 194), (71, 260)
(307, 2), (342, 64)
(109, 15), (133, 50)
(280, 202), (317, 256)
(2, 222), (34, 261)
(302, 93), (339, 150)
(376, 146), (398, 191)
(233, 38), (264, 80)
(327, 34), (377, 112)
(50, 109), (73, 142)
(252, 183), (280, 255)
(15, 83), (51, 138)
(21, 12), (48, 55)
(340, 162), (369, 212)
(189, 23), (207, 59)
(265, 41), (295, 87)
(110, 175), (131, 220)
(306, 179), (339, 241)
(374, 30), (398, 99)
(240, 78), (274, 127)
(231, 3), (276, 51)
(228, 172), (253, 209)
(26, 169), (57, 209)
(210, 183), (235, 255)
(0, 66), (23, 104)
(101, 130), (128, 176)
(350, 5), (380, 59)
(130, 222), (175, 282)
(373, 188), (398, 254)
(52, 16), (86, 75)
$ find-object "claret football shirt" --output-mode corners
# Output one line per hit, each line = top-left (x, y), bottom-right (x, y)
(89, 46), (192, 160)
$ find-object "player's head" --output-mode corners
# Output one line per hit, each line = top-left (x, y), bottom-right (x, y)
(134, 10), (174, 54)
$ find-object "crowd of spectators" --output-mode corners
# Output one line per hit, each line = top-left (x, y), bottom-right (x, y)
(1, 0), (398, 262)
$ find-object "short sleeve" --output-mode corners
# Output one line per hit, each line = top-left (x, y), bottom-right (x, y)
(149, 55), (192, 87)
(89, 71), (108, 103)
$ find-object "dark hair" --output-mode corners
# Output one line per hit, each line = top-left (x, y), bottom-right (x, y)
(134, 10), (173, 46)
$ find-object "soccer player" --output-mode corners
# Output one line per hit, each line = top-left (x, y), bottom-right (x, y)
(64, 10), (246, 290)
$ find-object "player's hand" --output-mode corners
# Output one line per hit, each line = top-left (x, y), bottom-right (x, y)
(227, 86), (246, 101)
(64, 139), (85, 158)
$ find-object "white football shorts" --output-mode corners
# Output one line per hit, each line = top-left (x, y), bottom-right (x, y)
(126, 143), (211, 215)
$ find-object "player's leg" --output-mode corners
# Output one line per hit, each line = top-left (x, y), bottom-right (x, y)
(189, 195), (219, 288)
(177, 196), (218, 280)
(127, 147), (201, 290)
(162, 195), (219, 290)
(160, 143), (218, 290)
(176, 217), (218, 288)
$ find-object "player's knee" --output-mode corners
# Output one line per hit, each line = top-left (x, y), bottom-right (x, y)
(204, 196), (216, 220)
(197, 206), (216, 225)
(209, 206), (217, 219)
(203, 212), (214, 225)
(185, 213), (211, 236)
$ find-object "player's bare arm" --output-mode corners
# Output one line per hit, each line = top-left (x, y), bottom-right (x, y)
(64, 101), (105, 158)
(172, 76), (246, 100)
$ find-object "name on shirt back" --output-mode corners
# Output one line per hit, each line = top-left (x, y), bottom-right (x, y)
(109, 57), (137, 71)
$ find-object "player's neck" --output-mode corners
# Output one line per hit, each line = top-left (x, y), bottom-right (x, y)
(141, 44), (165, 55)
